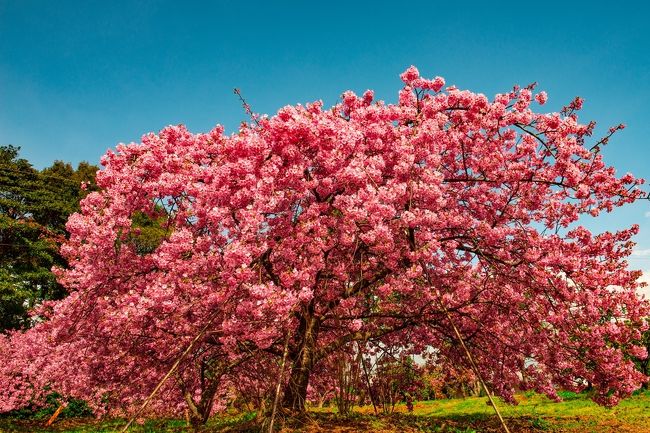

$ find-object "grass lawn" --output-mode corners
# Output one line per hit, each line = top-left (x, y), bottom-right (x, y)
(1, 391), (649, 433)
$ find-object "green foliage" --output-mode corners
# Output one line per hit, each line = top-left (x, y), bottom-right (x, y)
(127, 210), (169, 255)
(556, 390), (581, 401)
(60, 400), (94, 419)
(1, 392), (93, 420)
(0, 145), (98, 330)
(530, 416), (551, 430)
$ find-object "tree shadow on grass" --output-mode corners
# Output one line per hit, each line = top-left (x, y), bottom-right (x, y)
(257, 412), (548, 433)
(0, 412), (551, 433)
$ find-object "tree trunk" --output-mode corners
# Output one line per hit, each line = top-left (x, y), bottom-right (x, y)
(282, 313), (319, 412)
(184, 374), (222, 431)
(186, 391), (217, 432)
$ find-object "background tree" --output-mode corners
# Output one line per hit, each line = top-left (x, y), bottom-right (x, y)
(370, 355), (424, 414)
(0, 145), (97, 330)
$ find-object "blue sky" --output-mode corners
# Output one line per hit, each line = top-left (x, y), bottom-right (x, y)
(1, 1), (649, 272)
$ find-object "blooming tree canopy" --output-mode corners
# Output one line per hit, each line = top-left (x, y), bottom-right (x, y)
(1, 67), (648, 421)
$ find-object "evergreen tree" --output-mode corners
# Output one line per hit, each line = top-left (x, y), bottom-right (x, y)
(0, 145), (98, 330)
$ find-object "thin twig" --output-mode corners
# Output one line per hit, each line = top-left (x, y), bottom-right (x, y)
(233, 88), (260, 126)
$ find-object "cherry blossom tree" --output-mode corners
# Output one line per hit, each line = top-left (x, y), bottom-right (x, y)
(1, 66), (648, 423)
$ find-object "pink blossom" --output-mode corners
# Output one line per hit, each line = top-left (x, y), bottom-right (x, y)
(400, 65), (420, 84)
(349, 319), (363, 332)
(535, 91), (548, 105)
(431, 76), (445, 92)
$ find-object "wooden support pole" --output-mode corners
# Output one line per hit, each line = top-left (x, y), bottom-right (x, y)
(45, 403), (66, 426)
(357, 342), (378, 416)
(120, 316), (216, 432)
(268, 331), (291, 433)
(443, 307), (511, 433)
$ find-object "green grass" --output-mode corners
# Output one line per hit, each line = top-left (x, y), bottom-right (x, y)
(405, 390), (650, 432)
(416, 390), (650, 420)
(1, 391), (649, 432)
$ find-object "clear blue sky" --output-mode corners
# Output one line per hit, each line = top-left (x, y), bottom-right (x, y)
(1, 0), (649, 268)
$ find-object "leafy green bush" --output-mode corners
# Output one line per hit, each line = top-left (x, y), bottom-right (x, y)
(0, 392), (92, 420)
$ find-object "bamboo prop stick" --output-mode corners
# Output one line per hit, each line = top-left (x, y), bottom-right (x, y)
(268, 331), (291, 433)
(442, 306), (512, 433)
(120, 317), (216, 432)
(357, 342), (378, 415)
(45, 403), (66, 426)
